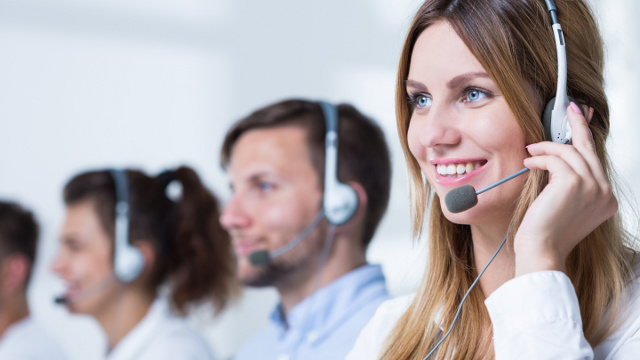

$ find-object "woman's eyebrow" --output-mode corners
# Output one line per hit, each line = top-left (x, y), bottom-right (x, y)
(446, 72), (490, 89)
(405, 79), (428, 91)
(405, 72), (489, 91)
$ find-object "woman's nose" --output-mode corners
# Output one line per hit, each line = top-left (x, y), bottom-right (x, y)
(417, 103), (462, 148)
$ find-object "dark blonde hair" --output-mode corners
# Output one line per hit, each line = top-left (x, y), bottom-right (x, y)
(383, 0), (635, 359)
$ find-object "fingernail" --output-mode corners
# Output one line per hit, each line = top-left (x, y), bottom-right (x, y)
(525, 144), (534, 149)
(588, 128), (593, 139)
(570, 102), (582, 115)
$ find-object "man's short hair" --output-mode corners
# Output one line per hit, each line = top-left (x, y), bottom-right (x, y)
(221, 99), (392, 248)
(0, 200), (39, 283)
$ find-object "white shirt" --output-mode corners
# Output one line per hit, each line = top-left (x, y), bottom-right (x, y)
(0, 316), (69, 360)
(106, 297), (216, 360)
(347, 262), (640, 359)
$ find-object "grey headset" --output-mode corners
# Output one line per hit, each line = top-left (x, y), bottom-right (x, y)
(542, 0), (572, 143)
(110, 169), (144, 283)
(318, 101), (359, 225)
(429, 1), (575, 358)
(247, 101), (360, 266)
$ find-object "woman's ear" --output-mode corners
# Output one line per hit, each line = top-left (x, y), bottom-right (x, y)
(134, 240), (156, 276)
(580, 104), (595, 123)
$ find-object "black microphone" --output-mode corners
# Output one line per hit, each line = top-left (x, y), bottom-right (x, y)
(53, 274), (116, 305)
(445, 168), (530, 213)
(249, 211), (324, 266)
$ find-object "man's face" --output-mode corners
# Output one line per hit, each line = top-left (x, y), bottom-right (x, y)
(220, 125), (326, 288)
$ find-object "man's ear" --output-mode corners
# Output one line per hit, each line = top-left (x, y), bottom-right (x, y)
(0, 255), (30, 293)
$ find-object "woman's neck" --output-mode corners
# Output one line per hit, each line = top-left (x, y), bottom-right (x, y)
(96, 287), (155, 351)
(470, 221), (516, 298)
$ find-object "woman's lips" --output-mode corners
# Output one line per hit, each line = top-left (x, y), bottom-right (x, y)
(63, 284), (82, 299)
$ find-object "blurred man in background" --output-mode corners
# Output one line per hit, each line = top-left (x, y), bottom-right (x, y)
(0, 200), (68, 359)
(220, 99), (392, 360)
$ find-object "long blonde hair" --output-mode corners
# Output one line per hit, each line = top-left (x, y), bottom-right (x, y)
(382, 0), (635, 359)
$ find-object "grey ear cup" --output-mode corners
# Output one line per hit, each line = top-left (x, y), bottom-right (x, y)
(543, 96), (575, 142)
(110, 169), (144, 283)
(318, 101), (359, 226)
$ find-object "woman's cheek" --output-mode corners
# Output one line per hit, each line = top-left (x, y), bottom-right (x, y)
(407, 123), (426, 162)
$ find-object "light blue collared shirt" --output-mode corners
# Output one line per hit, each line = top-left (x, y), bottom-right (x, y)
(233, 264), (389, 360)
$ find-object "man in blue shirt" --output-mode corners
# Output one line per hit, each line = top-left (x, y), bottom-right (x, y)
(220, 99), (391, 360)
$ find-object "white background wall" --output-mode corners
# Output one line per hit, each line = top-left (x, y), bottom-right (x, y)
(0, 1), (638, 359)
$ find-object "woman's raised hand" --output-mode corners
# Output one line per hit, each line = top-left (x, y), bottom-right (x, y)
(514, 102), (618, 276)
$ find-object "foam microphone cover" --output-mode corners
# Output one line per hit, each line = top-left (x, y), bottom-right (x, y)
(249, 250), (271, 266)
(445, 185), (478, 213)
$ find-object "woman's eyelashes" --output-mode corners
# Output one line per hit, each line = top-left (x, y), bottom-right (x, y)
(461, 87), (492, 104)
(407, 92), (432, 109)
(406, 86), (493, 110)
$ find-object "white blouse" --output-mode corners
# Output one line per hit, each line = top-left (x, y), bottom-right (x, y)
(0, 316), (69, 359)
(347, 262), (640, 359)
(106, 297), (216, 360)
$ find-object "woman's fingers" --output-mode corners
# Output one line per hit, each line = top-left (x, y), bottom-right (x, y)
(514, 102), (618, 276)
(525, 142), (592, 180)
(526, 102), (607, 186)
(566, 102), (608, 183)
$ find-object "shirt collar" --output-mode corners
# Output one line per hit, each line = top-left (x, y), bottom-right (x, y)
(106, 297), (172, 360)
(269, 264), (387, 341)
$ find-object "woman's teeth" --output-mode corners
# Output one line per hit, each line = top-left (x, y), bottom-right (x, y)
(437, 162), (482, 177)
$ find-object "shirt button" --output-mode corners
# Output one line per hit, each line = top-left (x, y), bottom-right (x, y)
(277, 354), (290, 360)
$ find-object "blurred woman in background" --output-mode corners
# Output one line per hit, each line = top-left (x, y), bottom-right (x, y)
(52, 166), (238, 360)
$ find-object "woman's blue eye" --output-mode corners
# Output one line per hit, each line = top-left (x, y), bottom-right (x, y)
(416, 95), (432, 108)
(466, 89), (486, 102)
(259, 182), (274, 191)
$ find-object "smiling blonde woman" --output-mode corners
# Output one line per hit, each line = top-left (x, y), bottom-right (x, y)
(347, 0), (640, 359)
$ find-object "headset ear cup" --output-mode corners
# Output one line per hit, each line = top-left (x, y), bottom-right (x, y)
(542, 96), (575, 141)
(324, 183), (359, 226)
(114, 246), (144, 283)
(542, 97), (556, 142)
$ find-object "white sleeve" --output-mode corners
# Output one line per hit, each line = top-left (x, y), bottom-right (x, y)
(345, 295), (414, 360)
(485, 271), (593, 359)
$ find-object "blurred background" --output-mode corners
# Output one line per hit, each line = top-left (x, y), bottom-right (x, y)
(0, 0), (638, 359)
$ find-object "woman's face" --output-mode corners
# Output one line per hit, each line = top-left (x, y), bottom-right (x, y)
(51, 199), (119, 315)
(406, 20), (529, 225)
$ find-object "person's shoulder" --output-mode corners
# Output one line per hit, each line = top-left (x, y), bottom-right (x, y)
(0, 317), (69, 359)
(233, 326), (278, 360)
(145, 317), (216, 359)
(344, 294), (415, 360)
(593, 253), (640, 358)
(375, 293), (415, 318)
